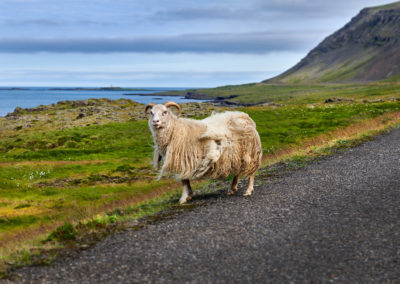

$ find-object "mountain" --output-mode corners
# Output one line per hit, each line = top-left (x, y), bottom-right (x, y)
(265, 2), (400, 83)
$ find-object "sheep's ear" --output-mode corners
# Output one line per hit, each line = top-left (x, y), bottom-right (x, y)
(144, 103), (155, 115)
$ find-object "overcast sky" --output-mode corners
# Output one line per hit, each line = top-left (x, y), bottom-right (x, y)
(0, 0), (395, 87)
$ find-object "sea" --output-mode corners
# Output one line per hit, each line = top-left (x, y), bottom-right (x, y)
(0, 87), (204, 117)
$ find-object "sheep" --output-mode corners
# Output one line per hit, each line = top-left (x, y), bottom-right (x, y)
(145, 101), (262, 204)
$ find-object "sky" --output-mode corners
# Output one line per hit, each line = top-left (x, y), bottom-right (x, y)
(0, 0), (396, 87)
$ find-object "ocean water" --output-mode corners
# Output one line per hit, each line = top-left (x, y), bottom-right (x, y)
(0, 87), (203, 117)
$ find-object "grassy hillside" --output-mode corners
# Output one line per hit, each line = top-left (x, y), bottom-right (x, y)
(1, 89), (400, 274)
(265, 1), (400, 83)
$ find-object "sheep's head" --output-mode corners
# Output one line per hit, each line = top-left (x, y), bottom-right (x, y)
(145, 101), (182, 129)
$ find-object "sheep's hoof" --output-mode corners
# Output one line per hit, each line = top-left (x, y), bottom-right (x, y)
(227, 190), (236, 196)
(179, 196), (192, 204)
(243, 191), (252, 197)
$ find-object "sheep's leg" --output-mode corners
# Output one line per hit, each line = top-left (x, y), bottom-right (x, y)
(227, 175), (239, 195)
(179, 179), (193, 204)
(243, 174), (255, 196)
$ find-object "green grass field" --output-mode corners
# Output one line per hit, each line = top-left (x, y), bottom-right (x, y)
(161, 82), (400, 104)
(1, 84), (400, 272)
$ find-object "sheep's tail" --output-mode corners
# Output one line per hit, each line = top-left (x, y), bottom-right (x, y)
(208, 112), (262, 178)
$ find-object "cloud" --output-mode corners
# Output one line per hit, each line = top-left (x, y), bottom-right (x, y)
(150, 0), (391, 23)
(151, 2), (338, 22)
(3, 19), (114, 27)
(255, 1), (359, 18)
(0, 31), (319, 54)
(153, 6), (247, 21)
(4, 19), (61, 26)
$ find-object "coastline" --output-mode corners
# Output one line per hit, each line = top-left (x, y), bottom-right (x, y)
(0, 87), (202, 117)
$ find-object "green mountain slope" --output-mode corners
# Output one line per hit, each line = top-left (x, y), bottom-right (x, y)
(265, 1), (400, 83)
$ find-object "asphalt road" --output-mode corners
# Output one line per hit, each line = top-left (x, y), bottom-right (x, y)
(10, 128), (400, 283)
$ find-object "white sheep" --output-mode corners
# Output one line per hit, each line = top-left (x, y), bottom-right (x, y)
(145, 101), (262, 204)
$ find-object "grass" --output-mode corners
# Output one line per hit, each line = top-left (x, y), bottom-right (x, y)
(241, 101), (400, 153)
(159, 81), (400, 105)
(0, 85), (399, 276)
(0, 120), (152, 161)
(316, 55), (377, 82)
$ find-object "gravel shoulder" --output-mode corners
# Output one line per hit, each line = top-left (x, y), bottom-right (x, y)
(8, 128), (400, 283)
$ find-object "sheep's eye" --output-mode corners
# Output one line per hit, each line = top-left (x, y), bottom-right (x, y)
(150, 111), (154, 115)
(162, 111), (168, 116)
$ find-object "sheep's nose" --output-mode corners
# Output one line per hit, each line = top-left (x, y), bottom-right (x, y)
(153, 119), (159, 123)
